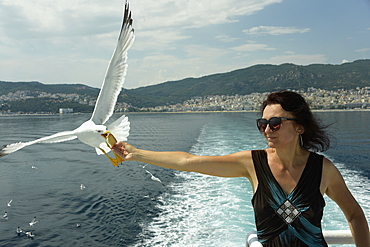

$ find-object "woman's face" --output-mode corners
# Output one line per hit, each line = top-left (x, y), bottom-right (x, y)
(261, 104), (300, 149)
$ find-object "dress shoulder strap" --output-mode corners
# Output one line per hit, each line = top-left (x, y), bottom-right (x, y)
(251, 149), (275, 196)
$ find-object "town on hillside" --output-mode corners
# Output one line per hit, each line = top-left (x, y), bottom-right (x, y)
(1, 87), (370, 114)
(134, 87), (370, 112)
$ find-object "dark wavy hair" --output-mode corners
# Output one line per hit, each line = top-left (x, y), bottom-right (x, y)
(260, 91), (331, 152)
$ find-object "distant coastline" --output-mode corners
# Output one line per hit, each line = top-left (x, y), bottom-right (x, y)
(1, 108), (369, 117)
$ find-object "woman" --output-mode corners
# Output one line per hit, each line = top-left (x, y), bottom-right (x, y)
(112, 91), (369, 246)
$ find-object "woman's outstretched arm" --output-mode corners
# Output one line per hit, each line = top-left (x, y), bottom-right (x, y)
(112, 141), (253, 178)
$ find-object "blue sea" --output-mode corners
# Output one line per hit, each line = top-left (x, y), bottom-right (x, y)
(0, 111), (369, 246)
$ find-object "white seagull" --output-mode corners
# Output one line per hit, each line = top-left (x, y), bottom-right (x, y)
(145, 170), (165, 186)
(25, 230), (35, 238)
(0, 1), (135, 167)
(29, 216), (39, 227)
(7, 199), (13, 207)
(16, 227), (23, 235)
(80, 184), (86, 190)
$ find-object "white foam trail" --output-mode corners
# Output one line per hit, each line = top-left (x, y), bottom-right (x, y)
(136, 120), (264, 246)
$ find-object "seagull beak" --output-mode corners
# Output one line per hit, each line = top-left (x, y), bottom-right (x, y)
(100, 130), (111, 138)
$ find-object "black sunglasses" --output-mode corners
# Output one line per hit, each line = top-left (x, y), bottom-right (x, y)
(256, 117), (297, 132)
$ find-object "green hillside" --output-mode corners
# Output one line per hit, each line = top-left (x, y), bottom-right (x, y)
(122, 59), (370, 107)
(0, 82), (98, 113)
(0, 81), (99, 96)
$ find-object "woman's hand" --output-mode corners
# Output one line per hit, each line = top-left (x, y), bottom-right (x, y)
(111, 141), (136, 161)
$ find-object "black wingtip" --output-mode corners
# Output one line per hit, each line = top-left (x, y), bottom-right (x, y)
(118, 0), (134, 39)
(0, 152), (8, 157)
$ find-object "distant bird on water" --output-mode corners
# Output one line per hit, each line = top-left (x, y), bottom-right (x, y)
(80, 184), (86, 190)
(25, 230), (35, 238)
(0, 1), (135, 167)
(145, 170), (165, 186)
(29, 216), (39, 227)
(16, 227), (23, 235)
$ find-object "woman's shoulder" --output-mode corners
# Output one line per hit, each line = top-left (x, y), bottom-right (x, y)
(320, 155), (347, 194)
(321, 156), (337, 173)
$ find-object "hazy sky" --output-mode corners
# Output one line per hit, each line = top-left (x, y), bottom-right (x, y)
(0, 0), (369, 89)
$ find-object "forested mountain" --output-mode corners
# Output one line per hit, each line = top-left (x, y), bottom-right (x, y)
(0, 81), (99, 96)
(0, 82), (99, 113)
(1, 59), (370, 111)
(122, 59), (370, 107)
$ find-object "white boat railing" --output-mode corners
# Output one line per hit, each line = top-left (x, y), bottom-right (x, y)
(246, 231), (262, 247)
(246, 230), (357, 246)
(323, 230), (354, 245)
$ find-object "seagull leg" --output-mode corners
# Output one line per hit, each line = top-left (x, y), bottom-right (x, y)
(99, 132), (124, 166)
(99, 148), (123, 167)
(114, 152), (124, 163)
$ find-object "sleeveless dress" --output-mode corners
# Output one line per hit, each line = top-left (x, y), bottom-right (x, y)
(251, 150), (327, 247)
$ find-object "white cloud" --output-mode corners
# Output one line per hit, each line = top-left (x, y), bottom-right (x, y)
(1, 0), (120, 32)
(230, 43), (275, 52)
(355, 48), (370, 53)
(1, 0), (283, 33)
(131, 0), (283, 29)
(214, 35), (239, 43)
(243, 26), (310, 36)
(0, 0), (282, 57)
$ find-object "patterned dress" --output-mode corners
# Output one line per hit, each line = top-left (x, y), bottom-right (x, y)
(251, 150), (328, 246)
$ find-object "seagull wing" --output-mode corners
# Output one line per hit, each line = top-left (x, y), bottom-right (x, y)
(108, 115), (130, 141)
(90, 1), (135, 125)
(0, 131), (77, 156)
